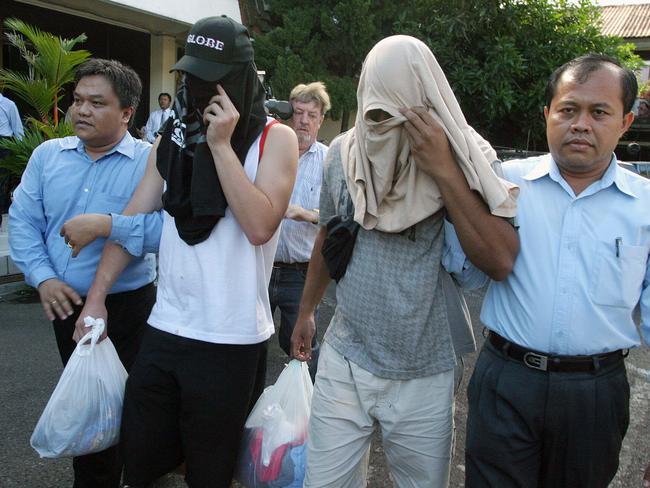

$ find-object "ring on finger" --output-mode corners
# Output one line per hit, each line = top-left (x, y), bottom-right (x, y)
(66, 242), (73, 249)
(50, 299), (58, 305)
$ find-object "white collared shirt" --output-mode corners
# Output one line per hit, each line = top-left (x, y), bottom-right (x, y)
(274, 141), (328, 263)
(143, 108), (174, 143)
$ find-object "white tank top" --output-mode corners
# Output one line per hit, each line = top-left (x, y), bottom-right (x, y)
(148, 123), (279, 344)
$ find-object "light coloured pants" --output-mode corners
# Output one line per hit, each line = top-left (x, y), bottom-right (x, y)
(304, 342), (454, 488)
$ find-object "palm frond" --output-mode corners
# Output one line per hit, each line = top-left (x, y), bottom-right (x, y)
(0, 18), (90, 177)
(0, 120), (75, 177)
(0, 128), (46, 177)
(32, 35), (91, 88)
(0, 70), (58, 119)
(3, 18), (90, 94)
(61, 33), (88, 51)
(30, 118), (75, 139)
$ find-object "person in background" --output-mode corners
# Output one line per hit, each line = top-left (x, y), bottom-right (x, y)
(138, 92), (174, 143)
(270, 81), (330, 380)
(0, 91), (24, 222)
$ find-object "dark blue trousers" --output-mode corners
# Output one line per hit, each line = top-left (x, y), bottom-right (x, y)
(268, 266), (319, 380)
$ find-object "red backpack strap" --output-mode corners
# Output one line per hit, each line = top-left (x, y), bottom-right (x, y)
(259, 119), (279, 162)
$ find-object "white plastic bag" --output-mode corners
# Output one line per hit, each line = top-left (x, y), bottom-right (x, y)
(31, 317), (128, 458)
(235, 359), (313, 488)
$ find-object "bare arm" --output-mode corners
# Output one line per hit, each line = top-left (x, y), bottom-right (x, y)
(204, 85), (298, 245)
(401, 107), (519, 281)
(291, 226), (331, 361)
(73, 140), (164, 341)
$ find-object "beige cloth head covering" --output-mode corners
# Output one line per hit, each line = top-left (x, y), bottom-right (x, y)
(342, 35), (518, 232)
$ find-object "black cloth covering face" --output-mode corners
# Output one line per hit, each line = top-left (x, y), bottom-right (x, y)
(156, 62), (267, 245)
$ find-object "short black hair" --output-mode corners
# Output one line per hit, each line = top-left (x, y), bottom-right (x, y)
(74, 59), (142, 126)
(545, 53), (637, 114)
(159, 92), (172, 101)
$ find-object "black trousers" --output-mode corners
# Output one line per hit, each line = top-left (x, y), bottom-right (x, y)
(121, 326), (268, 488)
(0, 145), (13, 216)
(52, 283), (156, 488)
(465, 340), (630, 488)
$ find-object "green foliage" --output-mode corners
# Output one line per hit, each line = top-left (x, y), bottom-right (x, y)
(0, 122), (74, 177)
(255, 0), (401, 130)
(0, 18), (90, 179)
(393, 0), (642, 150)
(0, 71), (58, 121)
(256, 0), (641, 148)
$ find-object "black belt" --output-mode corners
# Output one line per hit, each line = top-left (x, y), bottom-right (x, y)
(273, 261), (309, 271)
(488, 332), (625, 372)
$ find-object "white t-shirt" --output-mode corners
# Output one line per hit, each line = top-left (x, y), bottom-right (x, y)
(148, 124), (279, 344)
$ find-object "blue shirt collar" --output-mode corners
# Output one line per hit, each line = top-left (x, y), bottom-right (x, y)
(59, 131), (137, 160)
(523, 153), (638, 199)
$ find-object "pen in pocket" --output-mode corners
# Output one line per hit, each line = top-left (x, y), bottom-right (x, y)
(615, 237), (622, 258)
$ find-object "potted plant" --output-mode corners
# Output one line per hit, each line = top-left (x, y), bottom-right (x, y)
(0, 18), (91, 190)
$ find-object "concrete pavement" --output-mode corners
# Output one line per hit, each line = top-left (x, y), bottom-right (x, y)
(1, 283), (648, 487)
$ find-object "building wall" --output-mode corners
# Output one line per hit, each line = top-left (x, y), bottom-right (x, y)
(149, 35), (179, 116)
(109, 0), (241, 24)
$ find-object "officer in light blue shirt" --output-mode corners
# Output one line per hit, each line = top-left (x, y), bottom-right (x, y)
(0, 92), (25, 218)
(9, 59), (161, 488)
(0, 92), (24, 138)
(444, 54), (650, 488)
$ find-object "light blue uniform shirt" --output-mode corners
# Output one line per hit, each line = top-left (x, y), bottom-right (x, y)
(9, 132), (162, 295)
(274, 141), (327, 263)
(0, 94), (24, 138)
(444, 154), (650, 355)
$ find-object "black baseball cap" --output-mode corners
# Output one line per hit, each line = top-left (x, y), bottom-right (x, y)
(171, 15), (254, 82)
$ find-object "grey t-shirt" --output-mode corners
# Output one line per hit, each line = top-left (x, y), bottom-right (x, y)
(320, 135), (456, 380)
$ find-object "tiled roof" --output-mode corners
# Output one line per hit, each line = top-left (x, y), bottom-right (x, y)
(600, 4), (650, 38)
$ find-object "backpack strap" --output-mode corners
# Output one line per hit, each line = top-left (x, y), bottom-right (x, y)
(259, 119), (279, 162)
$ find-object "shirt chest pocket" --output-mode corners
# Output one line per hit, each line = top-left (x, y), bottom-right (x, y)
(85, 192), (130, 215)
(591, 240), (647, 309)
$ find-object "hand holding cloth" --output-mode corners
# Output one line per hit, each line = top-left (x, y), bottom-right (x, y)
(342, 35), (519, 233)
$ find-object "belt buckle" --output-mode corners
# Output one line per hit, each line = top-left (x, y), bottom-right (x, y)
(523, 352), (548, 371)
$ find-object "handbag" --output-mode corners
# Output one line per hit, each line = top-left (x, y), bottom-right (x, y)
(321, 215), (360, 282)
